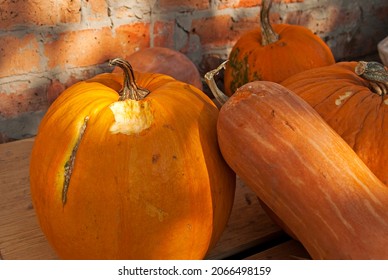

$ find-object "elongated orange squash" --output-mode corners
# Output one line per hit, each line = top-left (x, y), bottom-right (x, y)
(215, 80), (388, 259)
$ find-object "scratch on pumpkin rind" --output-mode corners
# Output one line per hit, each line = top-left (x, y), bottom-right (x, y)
(62, 116), (89, 205)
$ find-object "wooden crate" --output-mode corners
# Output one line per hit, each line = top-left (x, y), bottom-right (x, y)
(0, 138), (310, 260)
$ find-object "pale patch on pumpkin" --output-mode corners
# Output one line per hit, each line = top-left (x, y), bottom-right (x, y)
(109, 99), (154, 135)
(384, 98), (388, 105)
(335, 91), (352, 106)
(145, 202), (168, 222)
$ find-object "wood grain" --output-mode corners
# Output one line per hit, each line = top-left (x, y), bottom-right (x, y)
(0, 137), (310, 260)
(0, 138), (57, 259)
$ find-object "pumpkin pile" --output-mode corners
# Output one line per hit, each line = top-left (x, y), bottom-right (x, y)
(205, 60), (388, 259)
(30, 0), (387, 261)
(30, 58), (235, 260)
(202, 0), (387, 259)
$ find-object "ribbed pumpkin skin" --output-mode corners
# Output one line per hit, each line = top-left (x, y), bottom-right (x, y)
(29, 71), (235, 260)
(281, 61), (388, 186)
(217, 81), (388, 259)
(224, 24), (335, 96)
(113, 47), (203, 90)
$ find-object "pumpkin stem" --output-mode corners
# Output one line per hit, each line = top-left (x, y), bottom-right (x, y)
(109, 58), (150, 101)
(204, 60), (230, 106)
(261, 0), (279, 46)
(355, 61), (388, 96)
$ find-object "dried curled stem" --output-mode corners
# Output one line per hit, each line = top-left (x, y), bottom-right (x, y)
(260, 0), (279, 46)
(204, 60), (230, 106)
(355, 61), (388, 96)
(109, 58), (150, 101)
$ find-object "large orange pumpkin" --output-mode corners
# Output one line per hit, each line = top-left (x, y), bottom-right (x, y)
(112, 47), (203, 90)
(282, 61), (388, 186)
(223, 0), (335, 96)
(29, 58), (236, 260)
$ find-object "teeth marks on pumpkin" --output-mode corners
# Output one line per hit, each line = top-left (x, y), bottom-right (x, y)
(335, 91), (352, 106)
(62, 116), (89, 205)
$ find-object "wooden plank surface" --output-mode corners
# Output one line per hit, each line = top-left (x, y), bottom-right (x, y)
(0, 138), (57, 259)
(0, 137), (310, 260)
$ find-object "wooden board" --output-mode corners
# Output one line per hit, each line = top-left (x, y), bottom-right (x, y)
(0, 137), (310, 260)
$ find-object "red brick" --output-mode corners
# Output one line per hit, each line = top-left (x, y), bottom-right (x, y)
(218, 0), (260, 9)
(0, 81), (47, 118)
(111, 2), (151, 19)
(0, 0), (80, 29)
(192, 14), (258, 48)
(218, 0), (303, 8)
(0, 34), (41, 78)
(46, 79), (66, 105)
(44, 23), (150, 69)
(44, 28), (111, 69)
(114, 23), (151, 54)
(153, 21), (175, 48)
(158, 0), (209, 11)
(85, 0), (108, 21)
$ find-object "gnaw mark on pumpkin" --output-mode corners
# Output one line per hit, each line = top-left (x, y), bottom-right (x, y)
(335, 91), (352, 106)
(62, 116), (89, 205)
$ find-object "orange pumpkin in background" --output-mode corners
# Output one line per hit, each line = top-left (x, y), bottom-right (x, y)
(29, 58), (235, 260)
(224, 0), (335, 96)
(112, 47), (203, 90)
(282, 61), (388, 186)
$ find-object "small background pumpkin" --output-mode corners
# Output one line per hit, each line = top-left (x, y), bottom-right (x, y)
(223, 0), (335, 96)
(112, 47), (203, 90)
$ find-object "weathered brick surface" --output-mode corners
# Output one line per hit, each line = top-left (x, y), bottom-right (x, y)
(44, 23), (150, 69)
(0, 0), (81, 29)
(153, 20), (175, 48)
(158, 0), (210, 11)
(0, 0), (387, 142)
(192, 15), (243, 48)
(217, 0), (260, 9)
(0, 34), (41, 78)
(0, 80), (47, 118)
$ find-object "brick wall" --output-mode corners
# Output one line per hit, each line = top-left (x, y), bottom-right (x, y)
(1, 0), (387, 142)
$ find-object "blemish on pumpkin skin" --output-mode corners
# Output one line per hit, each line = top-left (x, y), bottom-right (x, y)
(145, 202), (168, 222)
(244, 194), (252, 205)
(384, 98), (388, 105)
(335, 91), (352, 106)
(152, 154), (160, 164)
